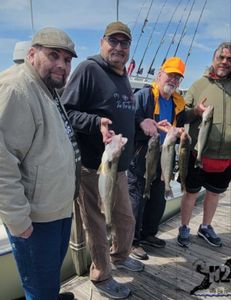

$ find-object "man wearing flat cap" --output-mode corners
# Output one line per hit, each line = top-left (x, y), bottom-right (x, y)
(0, 27), (80, 300)
(62, 21), (144, 299)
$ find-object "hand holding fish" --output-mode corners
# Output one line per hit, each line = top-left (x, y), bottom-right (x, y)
(157, 120), (184, 137)
(140, 118), (158, 136)
(194, 97), (207, 117)
(157, 119), (172, 133)
(100, 117), (115, 144)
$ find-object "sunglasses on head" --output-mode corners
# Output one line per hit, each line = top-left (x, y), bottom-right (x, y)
(105, 36), (131, 49)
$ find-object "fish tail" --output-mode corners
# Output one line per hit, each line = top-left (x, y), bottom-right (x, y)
(143, 192), (150, 200)
(180, 182), (186, 192)
(194, 158), (202, 169)
(106, 224), (112, 242)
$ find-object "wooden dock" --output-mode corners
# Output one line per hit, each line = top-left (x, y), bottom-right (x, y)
(61, 185), (231, 300)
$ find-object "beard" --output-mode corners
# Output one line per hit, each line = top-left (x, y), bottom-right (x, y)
(163, 84), (176, 95)
(216, 68), (229, 78)
(43, 74), (66, 90)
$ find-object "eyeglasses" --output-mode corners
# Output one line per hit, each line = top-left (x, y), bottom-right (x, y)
(164, 72), (183, 83)
(105, 36), (131, 49)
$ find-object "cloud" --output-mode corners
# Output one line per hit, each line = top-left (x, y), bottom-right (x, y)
(0, 0), (230, 86)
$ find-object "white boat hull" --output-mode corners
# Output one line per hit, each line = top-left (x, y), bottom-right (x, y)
(0, 222), (76, 300)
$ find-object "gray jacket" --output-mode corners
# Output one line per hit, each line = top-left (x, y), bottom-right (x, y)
(0, 61), (76, 235)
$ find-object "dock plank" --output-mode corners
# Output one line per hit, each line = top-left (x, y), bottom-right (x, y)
(61, 185), (231, 299)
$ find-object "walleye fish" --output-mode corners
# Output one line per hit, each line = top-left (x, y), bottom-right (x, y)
(161, 127), (179, 199)
(143, 133), (160, 199)
(195, 105), (214, 168)
(178, 131), (191, 192)
(98, 134), (127, 239)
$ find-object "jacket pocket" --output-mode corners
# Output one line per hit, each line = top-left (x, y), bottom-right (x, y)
(31, 163), (75, 211)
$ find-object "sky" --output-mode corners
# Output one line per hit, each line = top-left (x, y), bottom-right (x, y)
(0, 0), (230, 89)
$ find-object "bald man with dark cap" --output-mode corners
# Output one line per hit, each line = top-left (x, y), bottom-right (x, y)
(0, 27), (80, 300)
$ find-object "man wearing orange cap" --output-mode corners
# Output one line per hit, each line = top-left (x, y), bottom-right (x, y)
(128, 57), (186, 260)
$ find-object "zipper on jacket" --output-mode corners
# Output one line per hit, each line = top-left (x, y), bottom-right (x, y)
(218, 83), (226, 156)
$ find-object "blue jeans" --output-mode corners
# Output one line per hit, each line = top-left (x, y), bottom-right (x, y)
(6, 217), (72, 300)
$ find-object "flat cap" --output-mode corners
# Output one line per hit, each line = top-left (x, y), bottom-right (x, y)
(104, 21), (132, 40)
(32, 27), (77, 57)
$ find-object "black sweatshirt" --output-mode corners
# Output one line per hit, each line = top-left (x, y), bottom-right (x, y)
(61, 55), (135, 171)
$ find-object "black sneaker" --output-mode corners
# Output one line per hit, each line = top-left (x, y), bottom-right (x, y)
(197, 225), (222, 247)
(58, 292), (75, 300)
(177, 225), (190, 247)
(140, 235), (166, 248)
(130, 245), (149, 260)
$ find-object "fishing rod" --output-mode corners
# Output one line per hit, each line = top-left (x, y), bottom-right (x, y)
(162, 0), (191, 65)
(185, 0), (207, 65)
(173, 0), (196, 56)
(147, 0), (183, 77)
(136, 0), (168, 75)
(131, 0), (154, 61)
(131, 0), (147, 36)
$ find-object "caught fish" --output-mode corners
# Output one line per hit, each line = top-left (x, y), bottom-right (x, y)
(195, 105), (214, 168)
(98, 134), (127, 239)
(143, 133), (160, 199)
(161, 127), (179, 198)
(178, 131), (191, 192)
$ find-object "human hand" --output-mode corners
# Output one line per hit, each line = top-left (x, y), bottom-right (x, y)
(140, 118), (158, 136)
(100, 117), (115, 144)
(18, 224), (33, 239)
(157, 119), (172, 133)
(177, 127), (185, 137)
(194, 97), (207, 117)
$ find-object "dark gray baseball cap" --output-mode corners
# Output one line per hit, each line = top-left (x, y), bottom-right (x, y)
(32, 27), (77, 57)
(104, 21), (132, 40)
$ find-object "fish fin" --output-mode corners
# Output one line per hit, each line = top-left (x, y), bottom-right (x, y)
(165, 188), (174, 199)
(97, 162), (109, 174)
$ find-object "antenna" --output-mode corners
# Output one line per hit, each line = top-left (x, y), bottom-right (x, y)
(29, 0), (35, 35)
(116, 0), (119, 21)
